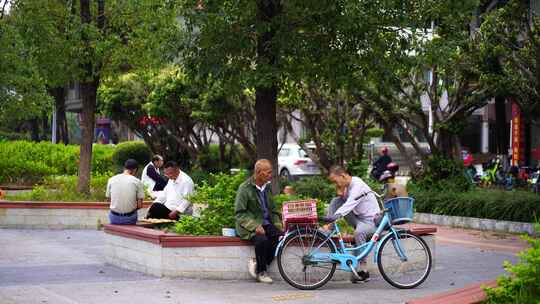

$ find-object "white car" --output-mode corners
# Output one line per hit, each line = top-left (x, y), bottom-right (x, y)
(278, 143), (321, 181)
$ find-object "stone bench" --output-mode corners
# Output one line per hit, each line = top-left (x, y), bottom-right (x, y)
(0, 200), (151, 229)
(406, 280), (497, 304)
(103, 224), (436, 280)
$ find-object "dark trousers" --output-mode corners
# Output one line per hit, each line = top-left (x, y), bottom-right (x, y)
(146, 203), (175, 219)
(251, 223), (280, 274)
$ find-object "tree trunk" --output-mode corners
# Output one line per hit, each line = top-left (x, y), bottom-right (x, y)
(256, 0), (281, 194)
(41, 110), (49, 140)
(76, 0), (101, 194)
(77, 81), (97, 193)
(255, 86), (279, 194)
(437, 129), (454, 159)
(494, 96), (508, 155)
(30, 118), (40, 141)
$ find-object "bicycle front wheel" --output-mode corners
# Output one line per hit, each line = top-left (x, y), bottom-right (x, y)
(377, 232), (432, 289)
(277, 229), (337, 290)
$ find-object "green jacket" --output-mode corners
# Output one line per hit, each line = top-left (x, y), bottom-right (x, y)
(235, 177), (282, 240)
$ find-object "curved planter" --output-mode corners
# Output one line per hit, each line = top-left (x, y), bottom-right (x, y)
(0, 200), (150, 229)
(103, 224), (436, 280)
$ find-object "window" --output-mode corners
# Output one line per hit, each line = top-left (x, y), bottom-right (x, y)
(278, 148), (290, 157)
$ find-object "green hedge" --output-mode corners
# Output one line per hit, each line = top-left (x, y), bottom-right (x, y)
(0, 130), (29, 141)
(5, 174), (112, 202)
(0, 141), (115, 185)
(411, 188), (540, 223)
(111, 141), (151, 170)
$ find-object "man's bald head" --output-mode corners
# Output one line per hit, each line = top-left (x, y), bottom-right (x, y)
(254, 159), (273, 186)
(255, 159), (272, 172)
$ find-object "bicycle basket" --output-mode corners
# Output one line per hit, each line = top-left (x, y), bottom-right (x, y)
(383, 197), (414, 225)
(282, 200), (318, 228)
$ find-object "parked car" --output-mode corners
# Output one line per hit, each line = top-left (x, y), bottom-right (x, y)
(278, 143), (321, 181)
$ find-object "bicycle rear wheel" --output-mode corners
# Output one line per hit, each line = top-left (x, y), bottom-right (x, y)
(377, 232), (432, 289)
(277, 229), (337, 290)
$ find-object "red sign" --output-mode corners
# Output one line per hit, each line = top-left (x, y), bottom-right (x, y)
(511, 102), (524, 165)
(138, 115), (165, 127)
(532, 147), (540, 161)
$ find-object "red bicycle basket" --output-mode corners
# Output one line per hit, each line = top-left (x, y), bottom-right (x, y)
(282, 200), (318, 228)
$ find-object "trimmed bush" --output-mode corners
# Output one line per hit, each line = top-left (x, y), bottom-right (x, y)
(111, 141), (151, 170)
(411, 187), (540, 223)
(0, 141), (114, 185)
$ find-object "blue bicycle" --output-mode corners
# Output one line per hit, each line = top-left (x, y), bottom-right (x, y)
(275, 193), (432, 290)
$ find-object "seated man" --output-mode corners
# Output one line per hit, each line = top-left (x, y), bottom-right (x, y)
(141, 155), (167, 199)
(106, 159), (145, 225)
(235, 159), (282, 284)
(145, 161), (194, 220)
(324, 165), (381, 283)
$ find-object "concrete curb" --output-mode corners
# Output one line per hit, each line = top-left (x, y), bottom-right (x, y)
(414, 212), (537, 236)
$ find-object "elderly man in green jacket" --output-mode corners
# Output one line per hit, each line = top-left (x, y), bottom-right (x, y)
(235, 159), (282, 284)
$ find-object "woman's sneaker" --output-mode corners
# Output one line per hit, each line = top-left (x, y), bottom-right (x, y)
(351, 270), (370, 283)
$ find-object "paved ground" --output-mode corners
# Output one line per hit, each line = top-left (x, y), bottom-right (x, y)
(0, 226), (528, 304)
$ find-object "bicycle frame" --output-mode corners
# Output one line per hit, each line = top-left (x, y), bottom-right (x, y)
(275, 211), (410, 273)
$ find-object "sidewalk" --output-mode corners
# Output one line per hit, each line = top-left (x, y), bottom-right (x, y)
(0, 225), (526, 304)
(408, 223), (529, 254)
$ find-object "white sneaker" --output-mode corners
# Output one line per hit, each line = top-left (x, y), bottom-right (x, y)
(257, 271), (273, 284)
(247, 258), (257, 279)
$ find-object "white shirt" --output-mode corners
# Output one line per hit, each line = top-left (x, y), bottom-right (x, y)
(154, 171), (194, 214)
(255, 182), (269, 192)
(106, 173), (145, 213)
(141, 162), (157, 191)
(335, 176), (380, 219)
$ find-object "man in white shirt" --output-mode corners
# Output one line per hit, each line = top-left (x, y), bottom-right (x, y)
(145, 161), (195, 220)
(323, 165), (381, 283)
(141, 155), (167, 199)
(106, 159), (145, 225)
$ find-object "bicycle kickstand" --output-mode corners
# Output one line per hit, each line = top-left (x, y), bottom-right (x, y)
(347, 260), (361, 280)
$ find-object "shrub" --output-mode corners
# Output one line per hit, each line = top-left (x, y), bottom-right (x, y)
(484, 223), (540, 303)
(91, 145), (116, 175)
(346, 158), (369, 179)
(5, 173), (113, 202)
(111, 141), (151, 171)
(290, 176), (336, 205)
(412, 154), (471, 192)
(0, 141), (114, 184)
(174, 171), (248, 235)
(411, 187), (540, 223)
(193, 144), (250, 173)
(0, 130), (29, 141)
